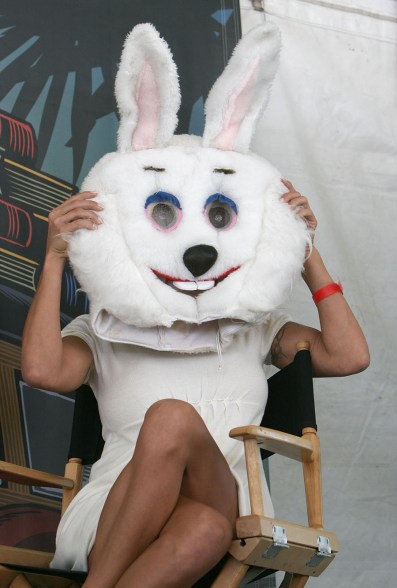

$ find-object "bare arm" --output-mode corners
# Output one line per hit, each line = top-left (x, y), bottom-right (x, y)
(21, 192), (102, 392)
(271, 182), (370, 377)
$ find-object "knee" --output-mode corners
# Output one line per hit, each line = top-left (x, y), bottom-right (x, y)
(144, 399), (201, 435)
(140, 399), (203, 457)
(195, 508), (234, 556)
(175, 509), (233, 576)
(146, 398), (197, 420)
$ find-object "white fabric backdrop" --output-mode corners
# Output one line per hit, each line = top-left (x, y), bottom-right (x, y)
(240, 1), (397, 586)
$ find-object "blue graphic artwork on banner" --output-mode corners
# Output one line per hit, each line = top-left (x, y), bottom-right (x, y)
(0, 0), (241, 552)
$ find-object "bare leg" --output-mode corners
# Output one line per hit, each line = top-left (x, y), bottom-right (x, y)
(84, 400), (238, 588)
(116, 496), (233, 587)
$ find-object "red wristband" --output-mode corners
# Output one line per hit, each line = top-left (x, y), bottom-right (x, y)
(312, 282), (343, 305)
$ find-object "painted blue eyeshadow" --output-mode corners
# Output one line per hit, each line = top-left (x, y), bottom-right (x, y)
(204, 193), (238, 214)
(144, 192), (181, 209)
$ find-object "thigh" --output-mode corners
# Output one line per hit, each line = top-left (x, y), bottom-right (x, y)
(142, 399), (239, 526)
(114, 496), (234, 588)
(170, 401), (238, 525)
(181, 431), (239, 528)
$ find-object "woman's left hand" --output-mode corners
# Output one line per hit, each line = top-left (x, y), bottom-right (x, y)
(281, 179), (317, 240)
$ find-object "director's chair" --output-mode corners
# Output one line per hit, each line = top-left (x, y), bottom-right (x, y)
(0, 342), (338, 587)
(210, 342), (338, 587)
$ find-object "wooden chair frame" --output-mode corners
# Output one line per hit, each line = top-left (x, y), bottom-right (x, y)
(212, 344), (339, 587)
(0, 458), (83, 587)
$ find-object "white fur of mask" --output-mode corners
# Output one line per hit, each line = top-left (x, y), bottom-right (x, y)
(67, 24), (310, 329)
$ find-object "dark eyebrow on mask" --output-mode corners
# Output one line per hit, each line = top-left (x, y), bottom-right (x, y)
(143, 165), (166, 172)
(213, 168), (235, 175)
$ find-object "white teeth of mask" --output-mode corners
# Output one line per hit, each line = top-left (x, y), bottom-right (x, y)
(173, 280), (215, 291)
(173, 281), (198, 291)
(196, 280), (215, 291)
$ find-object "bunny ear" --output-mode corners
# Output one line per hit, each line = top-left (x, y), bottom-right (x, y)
(202, 23), (281, 152)
(115, 24), (180, 152)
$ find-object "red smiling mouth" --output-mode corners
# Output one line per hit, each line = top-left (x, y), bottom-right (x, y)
(152, 266), (240, 292)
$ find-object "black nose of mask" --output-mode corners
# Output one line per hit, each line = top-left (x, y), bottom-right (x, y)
(183, 245), (218, 277)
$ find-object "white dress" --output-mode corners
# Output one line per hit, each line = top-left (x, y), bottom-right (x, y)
(50, 312), (289, 572)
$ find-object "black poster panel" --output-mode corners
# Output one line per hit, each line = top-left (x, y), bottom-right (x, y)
(0, 0), (241, 551)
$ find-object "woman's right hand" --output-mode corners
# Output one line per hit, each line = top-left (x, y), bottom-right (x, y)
(46, 192), (103, 258)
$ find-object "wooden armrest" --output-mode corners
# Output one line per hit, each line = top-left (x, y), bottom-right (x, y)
(0, 461), (74, 489)
(0, 546), (53, 568)
(235, 515), (339, 552)
(229, 516), (338, 577)
(229, 425), (314, 462)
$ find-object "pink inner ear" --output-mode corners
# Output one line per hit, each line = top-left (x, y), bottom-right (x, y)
(132, 61), (160, 150)
(214, 57), (259, 151)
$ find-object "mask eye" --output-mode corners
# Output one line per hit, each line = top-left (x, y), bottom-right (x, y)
(145, 192), (182, 232)
(204, 194), (238, 230)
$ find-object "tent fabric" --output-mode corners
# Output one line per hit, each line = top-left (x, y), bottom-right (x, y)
(240, 1), (397, 586)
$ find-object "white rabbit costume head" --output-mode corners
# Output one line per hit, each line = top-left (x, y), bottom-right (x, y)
(68, 23), (310, 330)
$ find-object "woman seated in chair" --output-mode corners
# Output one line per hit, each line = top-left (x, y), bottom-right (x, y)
(21, 180), (369, 588)
(21, 22), (369, 588)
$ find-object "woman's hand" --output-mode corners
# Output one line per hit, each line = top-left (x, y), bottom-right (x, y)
(46, 192), (103, 258)
(281, 179), (317, 241)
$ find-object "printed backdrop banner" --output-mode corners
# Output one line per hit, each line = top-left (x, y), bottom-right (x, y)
(0, 0), (241, 552)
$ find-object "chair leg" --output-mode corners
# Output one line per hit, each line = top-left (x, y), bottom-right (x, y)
(9, 575), (32, 588)
(210, 555), (249, 587)
(279, 572), (309, 588)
